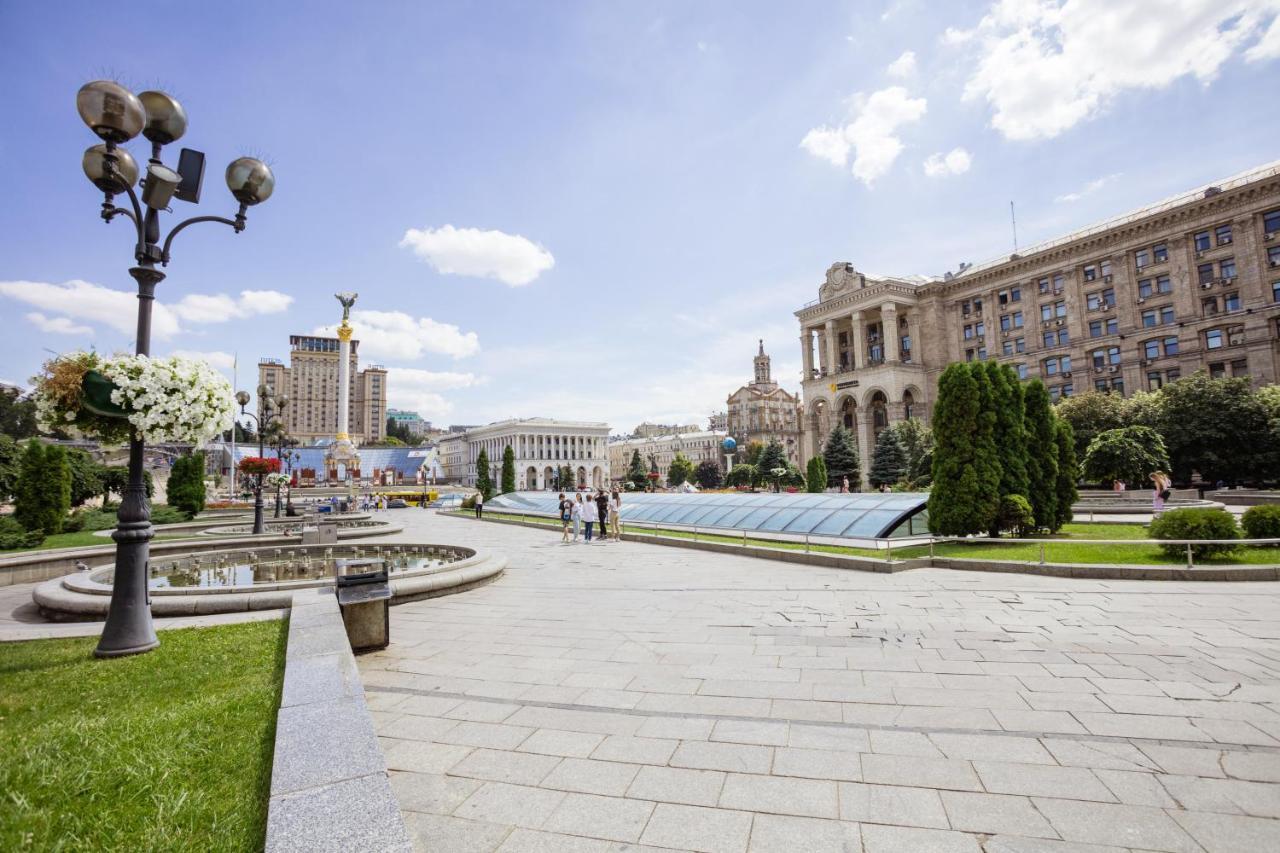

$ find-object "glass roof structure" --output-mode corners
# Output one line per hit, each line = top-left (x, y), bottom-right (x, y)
(209, 442), (428, 476)
(486, 491), (929, 540)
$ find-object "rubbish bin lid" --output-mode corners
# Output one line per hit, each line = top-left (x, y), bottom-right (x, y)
(337, 582), (392, 604)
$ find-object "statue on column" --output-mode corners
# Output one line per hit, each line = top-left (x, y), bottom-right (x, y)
(335, 291), (358, 321)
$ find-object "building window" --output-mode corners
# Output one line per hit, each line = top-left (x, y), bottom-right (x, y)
(1273, 281), (1280, 302)
(1037, 276), (1050, 294)
(999, 311), (1023, 331)
(1202, 296), (1219, 316)
(1135, 250), (1149, 270)
(1083, 263), (1098, 281)
(965, 348), (975, 362)
(1268, 246), (1280, 268)
(1231, 359), (1249, 377)
(1194, 230), (1211, 252)
(1043, 355), (1071, 376)
(1265, 208), (1280, 234)
(1153, 242), (1169, 263)
(1053, 274), (1065, 292)
(1086, 288), (1116, 310)
(1167, 368), (1181, 383)
(1147, 371), (1163, 391)
(1042, 329), (1069, 347)
(1015, 337), (1026, 353)
(1142, 337), (1178, 359)
(1197, 263), (1214, 285)
(1206, 328), (1224, 349)
(1223, 292), (1240, 311)
(1089, 317), (1118, 337)
(963, 324), (973, 340)
(1215, 224), (1233, 246)
(1002, 340), (1013, 356)
(1090, 346), (1121, 368)
(1016, 363), (1027, 380)
(977, 347), (988, 360)
(1220, 258), (1236, 280)
(976, 322), (986, 337)
(1011, 286), (1021, 302)
(1141, 306), (1175, 327)
(1138, 275), (1172, 298)
(1209, 362), (1225, 379)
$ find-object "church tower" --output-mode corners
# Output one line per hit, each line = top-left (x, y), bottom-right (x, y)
(753, 339), (772, 386)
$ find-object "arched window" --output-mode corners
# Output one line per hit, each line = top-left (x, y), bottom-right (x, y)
(903, 390), (915, 420)
(840, 397), (856, 430)
(871, 391), (888, 435)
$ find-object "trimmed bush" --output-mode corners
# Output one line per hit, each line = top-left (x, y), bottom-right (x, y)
(805, 457), (827, 493)
(460, 495), (476, 510)
(1149, 508), (1240, 559)
(1241, 505), (1280, 543)
(996, 494), (1034, 538)
(0, 515), (44, 549)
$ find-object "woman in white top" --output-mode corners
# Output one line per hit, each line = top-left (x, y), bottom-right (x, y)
(609, 490), (621, 539)
(582, 493), (598, 542)
(571, 493), (583, 541)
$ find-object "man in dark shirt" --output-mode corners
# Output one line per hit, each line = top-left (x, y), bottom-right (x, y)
(595, 490), (610, 540)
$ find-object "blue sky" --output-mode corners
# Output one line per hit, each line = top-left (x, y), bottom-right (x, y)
(3, 0), (1278, 432)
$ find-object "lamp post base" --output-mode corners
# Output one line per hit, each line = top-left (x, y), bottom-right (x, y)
(95, 435), (159, 658)
(253, 487), (265, 534)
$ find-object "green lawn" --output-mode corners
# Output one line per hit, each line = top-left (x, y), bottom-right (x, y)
(0, 619), (286, 852)
(462, 512), (1278, 567)
(0, 530), (193, 554)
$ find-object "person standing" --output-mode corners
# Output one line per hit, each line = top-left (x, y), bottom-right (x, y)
(1150, 471), (1171, 516)
(595, 490), (610, 541)
(558, 493), (572, 543)
(582, 492), (598, 543)
(474, 490), (484, 519)
(841, 476), (850, 494)
(571, 493), (583, 541)
(610, 489), (622, 540)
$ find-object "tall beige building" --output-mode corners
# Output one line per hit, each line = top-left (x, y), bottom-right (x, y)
(258, 335), (388, 444)
(796, 160), (1280, 483)
(726, 341), (803, 463)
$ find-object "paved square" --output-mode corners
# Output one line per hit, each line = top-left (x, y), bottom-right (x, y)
(359, 512), (1280, 851)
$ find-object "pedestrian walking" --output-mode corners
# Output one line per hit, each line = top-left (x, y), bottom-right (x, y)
(558, 493), (572, 542)
(474, 490), (484, 519)
(595, 490), (610, 540)
(582, 492), (598, 542)
(571, 493), (582, 541)
(840, 476), (849, 494)
(1149, 471), (1171, 516)
(610, 489), (622, 539)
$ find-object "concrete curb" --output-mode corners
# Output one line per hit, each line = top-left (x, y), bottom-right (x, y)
(264, 588), (411, 853)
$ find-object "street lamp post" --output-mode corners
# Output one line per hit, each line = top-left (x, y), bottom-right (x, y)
(235, 386), (288, 534)
(78, 80), (274, 658)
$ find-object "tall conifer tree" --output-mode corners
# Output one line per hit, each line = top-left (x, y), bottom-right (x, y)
(1023, 380), (1059, 530)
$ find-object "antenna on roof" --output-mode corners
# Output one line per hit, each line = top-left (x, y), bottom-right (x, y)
(1010, 201), (1019, 252)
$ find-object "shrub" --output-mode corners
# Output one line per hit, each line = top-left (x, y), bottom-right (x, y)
(0, 515), (44, 549)
(460, 495), (476, 510)
(64, 507), (118, 532)
(150, 505), (190, 525)
(1149, 508), (1240, 559)
(805, 457), (827, 493)
(996, 494), (1034, 537)
(1241, 505), (1280, 543)
(168, 452), (207, 517)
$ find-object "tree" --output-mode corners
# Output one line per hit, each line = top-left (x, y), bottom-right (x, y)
(1023, 379), (1059, 531)
(475, 448), (493, 499)
(0, 386), (37, 439)
(13, 440), (46, 532)
(1082, 425), (1170, 488)
(986, 362), (1029, 502)
(168, 451), (207, 517)
(1054, 390), (1129, 458)
(927, 363), (1000, 535)
(782, 462), (806, 490)
(559, 465), (575, 491)
(0, 435), (20, 501)
(693, 460), (722, 489)
(501, 445), (516, 494)
(1054, 419), (1079, 531)
(100, 465), (153, 504)
(725, 463), (756, 489)
(65, 449), (103, 507)
(805, 456), (827, 493)
(892, 418), (934, 488)
(667, 452), (695, 487)
(822, 425), (860, 489)
(1153, 371), (1275, 484)
(757, 439), (789, 491)
(16, 442), (70, 535)
(868, 428), (907, 488)
(626, 450), (648, 491)
(743, 441), (765, 467)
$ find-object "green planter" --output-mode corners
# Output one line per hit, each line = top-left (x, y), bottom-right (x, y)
(81, 370), (130, 418)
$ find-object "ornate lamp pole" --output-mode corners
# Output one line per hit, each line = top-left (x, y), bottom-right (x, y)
(77, 81), (274, 658)
(235, 386), (288, 533)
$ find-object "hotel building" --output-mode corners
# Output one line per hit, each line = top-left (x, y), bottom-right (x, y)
(258, 335), (388, 444)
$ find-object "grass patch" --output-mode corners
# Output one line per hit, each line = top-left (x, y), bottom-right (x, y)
(459, 511), (1278, 567)
(0, 619), (286, 851)
(0, 530), (194, 554)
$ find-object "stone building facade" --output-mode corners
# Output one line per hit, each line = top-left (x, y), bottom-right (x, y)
(796, 160), (1280, 484)
(258, 335), (388, 444)
(725, 341), (803, 464)
(439, 418), (611, 490)
(607, 430), (728, 484)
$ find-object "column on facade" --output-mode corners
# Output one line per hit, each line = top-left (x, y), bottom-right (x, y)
(824, 319), (837, 377)
(800, 329), (814, 380)
(849, 311), (864, 370)
(882, 303), (899, 362)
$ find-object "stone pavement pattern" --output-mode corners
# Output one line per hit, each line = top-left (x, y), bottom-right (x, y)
(358, 511), (1280, 852)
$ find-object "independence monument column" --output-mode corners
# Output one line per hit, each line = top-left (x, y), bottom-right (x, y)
(327, 292), (361, 484)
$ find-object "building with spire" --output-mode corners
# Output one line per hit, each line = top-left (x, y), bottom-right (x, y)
(725, 340), (803, 464)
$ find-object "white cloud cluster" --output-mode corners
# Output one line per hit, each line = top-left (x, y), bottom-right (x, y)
(1054, 172), (1122, 203)
(168, 349), (237, 370)
(886, 50), (917, 78)
(313, 309), (480, 361)
(385, 366), (482, 421)
(5, 279), (292, 340)
(923, 147), (972, 177)
(800, 86), (928, 186)
(954, 0), (1280, 140)
(399, 224), (555, 287)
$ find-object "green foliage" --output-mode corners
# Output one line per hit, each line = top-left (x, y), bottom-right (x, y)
(868, 428), (907, 488)
(986, 362), (1029, 501)
(1054, 419), (1079, 531)
(743, 441), (765, 466)
(1154, 372), (1275, 484)
(559, 465), (576, 490)
(62, 506), (119, 533)
(15, 441), (70, 535)
(1149, 507), (1240, 558)
(893, 418), (934, 488)
(805, 456), (827, 493)
(460, 494), (477, 509)
(667, 452), (695, 487)
(0, 515), (44, 549)
(1023, 380), (1059, 532)
(0, 434), (20, 501)
(1054, 390), (1129, 458)
(501, 445), (516, 494)
(99, 465), (154, 502)
(0, 385), (37, 439)
(150, 505), (189, 525)
(65, 449), (102, 508)
(928, 364), (1000, 535)
(756, 440), (789, 491)
(167, 452), (207, 517)
(996, 494), (1034, 537)
(781, 462), (806, 490)
(627, 450), (648, 491)
(384, 416), (418, 444)
(693, 460), (722, 489)
(822, 424), (860, 488)
(475, 448), (493, 499)
(725, 463), (756, 489)
(968, 364), (1004, 532)
(1241, 505), (1280, 542)
(1082, 426), (1169, 489)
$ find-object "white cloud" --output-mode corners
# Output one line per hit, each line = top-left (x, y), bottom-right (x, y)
(313, 309), (480, 361)
(26, 312), (92, 335)
(4, 279), (181, 338)
(1054, 172), (1122, 203)
(385, 367), (483, 422)
(171, 289), (293, 324)
(923, 147), (973, 177)
(399, 224), (555, 287)
(886, 50), (917, 78)
(956, 0), (1280, 140)
(167, 349), (237, 370)
(801, 87), (928, 186)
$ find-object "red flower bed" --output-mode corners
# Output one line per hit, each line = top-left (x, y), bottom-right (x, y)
(238, 457), (281, 476)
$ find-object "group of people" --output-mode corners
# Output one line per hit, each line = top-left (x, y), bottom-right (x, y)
(558, 490), (620, 543)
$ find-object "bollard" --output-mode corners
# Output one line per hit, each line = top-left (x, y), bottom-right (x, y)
(693, 526), (698, 542)
(1039, 542), (1046, 565)
(805, 534), (810, 553)
(885, 540), (893, 563)
(928, 539), (935, 559)
(743, 529), (748, 548)
(1186, 542), (1194, 569)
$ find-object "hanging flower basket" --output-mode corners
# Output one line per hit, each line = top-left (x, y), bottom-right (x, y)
(33, 351), (234, 445)
(239, 457), (282, 477)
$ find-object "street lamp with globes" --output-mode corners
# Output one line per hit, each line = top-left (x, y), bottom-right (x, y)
(235, 385), (289, 534)
(77, 80), (274, 658)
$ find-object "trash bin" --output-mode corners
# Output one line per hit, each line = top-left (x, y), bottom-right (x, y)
(334, 558), (391, 652)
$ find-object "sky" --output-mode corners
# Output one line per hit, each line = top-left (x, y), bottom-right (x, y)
(2, 0), (1279, 434)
